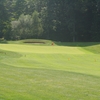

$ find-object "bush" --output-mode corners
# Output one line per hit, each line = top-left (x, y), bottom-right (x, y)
(11, 11), (43, 40)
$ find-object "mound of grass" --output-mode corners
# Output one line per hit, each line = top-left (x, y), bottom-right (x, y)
(0, 49), (22, 60)
(55, 42), (100, 54)
(8, 39), (54, 46)
(83, 44), (100, 54)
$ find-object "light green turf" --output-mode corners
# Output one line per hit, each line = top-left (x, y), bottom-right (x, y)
(0, 42), (100, 100)
(0, 44), (91, 54)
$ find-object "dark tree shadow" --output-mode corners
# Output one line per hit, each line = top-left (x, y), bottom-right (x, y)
(55, 42), (100, 47)
(0, 40), (8, 44)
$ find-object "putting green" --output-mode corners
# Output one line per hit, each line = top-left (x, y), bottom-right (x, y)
(0, 44), (92, 54)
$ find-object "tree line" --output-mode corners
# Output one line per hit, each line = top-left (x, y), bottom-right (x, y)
(0, 0), (100, 42)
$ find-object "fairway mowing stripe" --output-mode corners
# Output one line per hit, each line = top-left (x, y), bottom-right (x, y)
(0, 44), (90, 54)
(1, 52), (100, 77)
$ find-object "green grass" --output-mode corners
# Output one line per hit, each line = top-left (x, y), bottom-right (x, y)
(0, 39), (100, 100)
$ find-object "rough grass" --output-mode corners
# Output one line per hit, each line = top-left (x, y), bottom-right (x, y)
(0, 40), (100, 100)
(55, 41), (100, 54)
(83, 44), (100, 54)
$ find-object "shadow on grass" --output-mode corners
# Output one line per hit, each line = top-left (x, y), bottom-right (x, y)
(55, 42), (100, 47)
(0, 40), (8, 44)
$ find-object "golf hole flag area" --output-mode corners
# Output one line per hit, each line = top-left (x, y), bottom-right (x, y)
(0, 42), (100, 100)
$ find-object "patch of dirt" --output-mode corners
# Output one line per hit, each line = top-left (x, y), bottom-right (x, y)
(24, 41), (45, 44)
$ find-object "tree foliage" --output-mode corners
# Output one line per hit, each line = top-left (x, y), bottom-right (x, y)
(0, 0), (10, 38)
(11, 11), (43, 40)
(1, 0), (100, 41)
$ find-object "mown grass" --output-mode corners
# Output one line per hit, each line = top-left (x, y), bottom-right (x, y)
(0, 66), (100, 100)
(0, 39), (100, 100)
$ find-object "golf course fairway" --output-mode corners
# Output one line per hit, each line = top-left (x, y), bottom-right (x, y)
(0, 42), (100, 100)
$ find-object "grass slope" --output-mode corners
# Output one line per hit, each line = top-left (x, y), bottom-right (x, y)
(0, 40), (100, 100)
